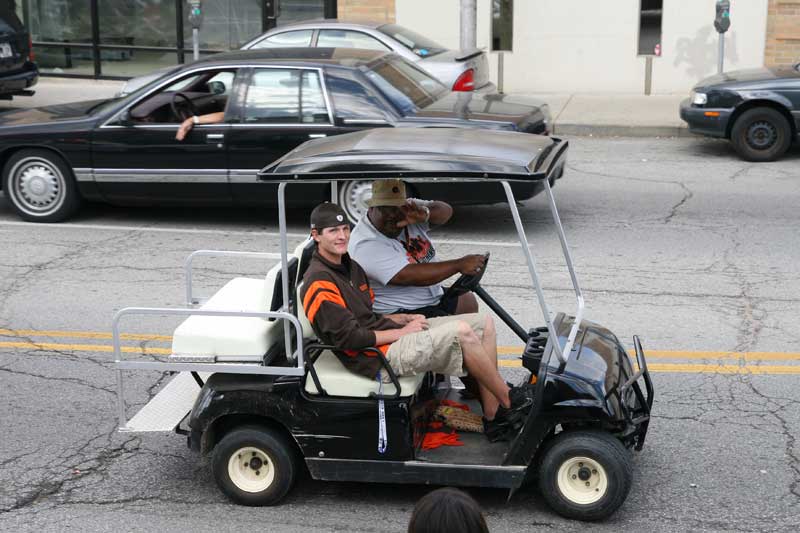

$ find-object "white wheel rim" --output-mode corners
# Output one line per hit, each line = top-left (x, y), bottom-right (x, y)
(556, 456), (608, 505)
(8, 157), (67, 217)
(339, 180), (373, 221)
(227, 446), (276, 493)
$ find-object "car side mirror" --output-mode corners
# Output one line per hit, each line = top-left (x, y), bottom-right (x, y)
(208, 81), (226, 95)
(117, 110), (133, 126)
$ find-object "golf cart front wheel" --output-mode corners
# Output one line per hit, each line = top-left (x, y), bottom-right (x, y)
(538, 430), (632, 521)
(212, 426), (296, 506)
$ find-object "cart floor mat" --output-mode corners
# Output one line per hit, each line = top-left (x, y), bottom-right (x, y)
(417, 388), (509, 465)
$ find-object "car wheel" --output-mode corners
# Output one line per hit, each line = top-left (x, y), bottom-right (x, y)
(730, 107), (792, 162)
(337, 179), (373, 224)
(2, 149), (82, 222)
(212, 425), (297, 506)
(538, 430), (632, 521)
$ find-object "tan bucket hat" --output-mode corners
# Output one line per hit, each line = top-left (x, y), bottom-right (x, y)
(366, 179), (407, 207)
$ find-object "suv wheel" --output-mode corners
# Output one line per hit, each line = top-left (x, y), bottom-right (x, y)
(538, 430), (632, 521)
(3, 149), (82, 222)
(212, 426), (297, 506)
(730, 107), (792, 162)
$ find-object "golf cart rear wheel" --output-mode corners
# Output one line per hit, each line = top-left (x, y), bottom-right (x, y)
(212, 426), (296, 506)
(730, 107), (792, 162)
(538, 430), (632, 521)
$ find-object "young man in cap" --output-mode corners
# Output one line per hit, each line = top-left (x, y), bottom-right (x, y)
(301, 202), (533, 441)
(348, 179), (486, 319)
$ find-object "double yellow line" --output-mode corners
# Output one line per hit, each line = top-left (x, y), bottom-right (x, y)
(2, 328), (800, 375)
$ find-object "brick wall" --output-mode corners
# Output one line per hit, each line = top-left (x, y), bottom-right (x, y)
(338, 0), (396, 23)
(765, 0), (800, 66)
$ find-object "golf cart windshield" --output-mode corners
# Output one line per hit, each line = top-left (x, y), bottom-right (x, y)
(258, 127), (582, 364)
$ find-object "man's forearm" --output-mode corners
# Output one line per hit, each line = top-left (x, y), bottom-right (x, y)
(389, 259), (462, 286)
(374, 328), (406, 345)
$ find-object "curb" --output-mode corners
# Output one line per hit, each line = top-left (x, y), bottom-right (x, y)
(552, 123), (694, 138)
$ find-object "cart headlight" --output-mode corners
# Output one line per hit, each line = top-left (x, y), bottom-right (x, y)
(691, 91), (708, 105)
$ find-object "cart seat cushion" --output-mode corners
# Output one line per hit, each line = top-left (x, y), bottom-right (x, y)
(172, 277), (278, 358)
(304, 350), (426, 397)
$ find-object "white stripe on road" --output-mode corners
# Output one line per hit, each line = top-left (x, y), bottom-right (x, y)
(0, 220), (522, 248)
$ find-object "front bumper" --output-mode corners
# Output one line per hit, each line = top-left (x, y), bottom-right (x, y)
(0, 62), (39, 95)
(679, 98), (732, 138)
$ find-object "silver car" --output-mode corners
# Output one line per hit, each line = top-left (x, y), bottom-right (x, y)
(120, 20), (493, 96)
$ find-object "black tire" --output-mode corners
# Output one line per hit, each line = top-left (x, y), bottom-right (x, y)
(212, 425), (297, 506)
(730, 107), (792, 162)
(537, 430), (632, 521)
(2, 148), (82, 222)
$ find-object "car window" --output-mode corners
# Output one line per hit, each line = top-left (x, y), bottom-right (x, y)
(249, 30), (314, 49)
(317, 30), (391, 52)
(364, 56), (446, 114)
(243, 69), (329, 124)
(327, 75), (390, 121)
(377, 24), (447, 57)
(128, 68), (236, 124)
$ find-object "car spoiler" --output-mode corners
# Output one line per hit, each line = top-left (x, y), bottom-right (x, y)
(454, 48), (483, 61)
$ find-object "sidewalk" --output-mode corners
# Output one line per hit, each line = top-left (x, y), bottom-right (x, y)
(5, 78), (691, 138)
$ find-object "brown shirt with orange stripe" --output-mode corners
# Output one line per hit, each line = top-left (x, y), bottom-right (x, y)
(301, 250), (401, 378)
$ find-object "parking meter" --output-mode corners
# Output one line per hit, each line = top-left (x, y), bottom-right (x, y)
(714, 0), (731, 33)
(714, 1), (731, 73)
(188, 1), (202, 60)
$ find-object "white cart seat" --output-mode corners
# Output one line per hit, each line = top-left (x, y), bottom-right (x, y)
(304, 349), (427, 397)
(172, 277), (279, 360)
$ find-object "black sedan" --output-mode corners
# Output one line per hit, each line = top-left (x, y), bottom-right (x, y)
(680, 64), (800, 161)
(0, 48), (553, 223)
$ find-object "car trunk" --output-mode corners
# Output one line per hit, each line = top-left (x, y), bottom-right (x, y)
(0, 7), (30, 75)
(420, 48), (491, 90)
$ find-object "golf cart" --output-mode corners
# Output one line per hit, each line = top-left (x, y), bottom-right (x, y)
(112, 127), (653, 521)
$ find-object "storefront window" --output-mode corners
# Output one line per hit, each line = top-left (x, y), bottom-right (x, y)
(16, 0), (336, 78)
(19, 0), (94, 75)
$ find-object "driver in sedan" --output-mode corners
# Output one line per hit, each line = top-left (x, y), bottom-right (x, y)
(348, 179), (487, 319)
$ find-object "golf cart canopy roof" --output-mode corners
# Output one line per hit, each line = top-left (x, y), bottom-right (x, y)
(257, 128), (567, 182)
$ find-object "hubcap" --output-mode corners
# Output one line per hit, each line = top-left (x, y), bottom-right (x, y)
(9, 157), (66, 216)
(556, 456), (608, 505)
(340, 180), (373, 222)
(227, 447), (275, 493)
(746, 120), (777, 150)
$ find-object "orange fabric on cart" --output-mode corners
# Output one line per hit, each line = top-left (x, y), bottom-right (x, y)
(422, 430), (464, 450)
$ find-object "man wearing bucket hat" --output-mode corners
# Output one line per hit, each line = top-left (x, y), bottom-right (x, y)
(301, 202), (533, 441)
(348, 179), (486, 319)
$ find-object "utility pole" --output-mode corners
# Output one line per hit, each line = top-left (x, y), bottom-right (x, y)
(460, 0), (477, 51)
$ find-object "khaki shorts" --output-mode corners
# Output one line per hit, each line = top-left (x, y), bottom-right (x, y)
(385, 313), (488, 378)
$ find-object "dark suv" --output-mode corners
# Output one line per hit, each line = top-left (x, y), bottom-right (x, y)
(0, 5), (36, 99)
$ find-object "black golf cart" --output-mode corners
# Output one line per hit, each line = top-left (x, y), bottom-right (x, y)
(112, 127), (653, 521)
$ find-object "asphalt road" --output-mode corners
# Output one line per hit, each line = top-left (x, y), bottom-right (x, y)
(0, 137), (798, 532)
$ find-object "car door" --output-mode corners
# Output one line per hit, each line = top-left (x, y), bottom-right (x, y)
(226, 66), (342, 206)
(91, 67), (240, 205)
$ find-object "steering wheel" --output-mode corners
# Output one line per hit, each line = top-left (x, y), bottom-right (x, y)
(442, 252), (490, 300)
(170, 92), (198, 121)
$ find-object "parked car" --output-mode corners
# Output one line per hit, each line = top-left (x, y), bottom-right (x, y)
(680, 64), (800, 162)
(0, 48), (553, 223)
(120, 20), (493, 97)
(0, 4), (37, 99)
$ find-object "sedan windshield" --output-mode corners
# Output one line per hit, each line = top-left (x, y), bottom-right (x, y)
(377, 24), (447, 58)
(364, 56), (447, 114)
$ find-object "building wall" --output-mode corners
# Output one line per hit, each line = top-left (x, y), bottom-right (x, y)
(338, 0), (395, 23)
(765, 0), (800, 67)
(396, 0), (769, 94)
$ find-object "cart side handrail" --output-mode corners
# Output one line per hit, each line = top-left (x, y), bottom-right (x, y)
(184, 250), (284, 306)
(112, 306), (305, 431)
